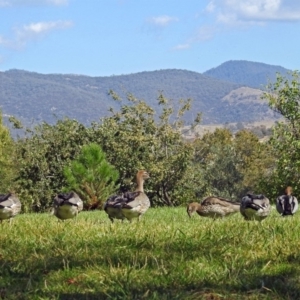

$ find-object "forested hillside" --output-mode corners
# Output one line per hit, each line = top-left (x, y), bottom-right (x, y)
(203, 60), (290, 88)
(0, 60), (288, 127)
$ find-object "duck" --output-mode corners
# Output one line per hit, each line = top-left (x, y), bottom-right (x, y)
(0, 193), (22, 223)
(53, 191), (83, 220)
(187, 196), (240, 219)
(240, 192), (271, 221)
(276, 186), (298, 216)
(104, 170), (150, 222)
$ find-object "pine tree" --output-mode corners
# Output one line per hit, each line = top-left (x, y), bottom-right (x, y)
(63, 143), (119, 209)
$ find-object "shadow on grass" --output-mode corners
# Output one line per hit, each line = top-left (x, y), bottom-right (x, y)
(1, 257), (300, 300)
(1, 224), (300, 300)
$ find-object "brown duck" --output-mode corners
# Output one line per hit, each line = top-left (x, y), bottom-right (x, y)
(187, 196), (240, 219)
(53, 191), (83, 220)
(104, 170), (150, 222)
(0, 193), (22, 224)
(240, 192), (271, 221)
(276, 186), (298, 216)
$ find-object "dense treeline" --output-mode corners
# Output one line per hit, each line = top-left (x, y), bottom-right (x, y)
(0, 72), (299, 212)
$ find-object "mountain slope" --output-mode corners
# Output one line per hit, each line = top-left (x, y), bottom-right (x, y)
(203, 60), (290, 88)
(0, 61), (284, 127)
(1, 69), (242, 125)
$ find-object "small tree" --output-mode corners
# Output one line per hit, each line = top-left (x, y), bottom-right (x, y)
(63, 143), (119, 209)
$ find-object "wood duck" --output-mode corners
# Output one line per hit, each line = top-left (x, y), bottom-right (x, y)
(187, 196), (240, 219)
(53, 191), (83, 220)
(276, 186), (298, 216)
(104, 170), (150, 222)
(240, 192), (271, 221)
(0, 193), (22, 223)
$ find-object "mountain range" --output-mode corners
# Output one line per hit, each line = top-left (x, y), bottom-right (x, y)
(0, 60), (291, 128)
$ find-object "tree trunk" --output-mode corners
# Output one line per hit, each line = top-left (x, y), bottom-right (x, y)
(162, 184), (173, 206)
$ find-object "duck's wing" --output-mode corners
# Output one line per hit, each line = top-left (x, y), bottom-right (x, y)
(0, 194), (21, 218)
(0, 194), (21, 209)
(54, 192), (82, 207)
(200, 196), (211, 205)
(246, 193), (269, 207)
(276, 195), (286, 214)
(105, 192), (144, 210)
(252, 196), (270, 208)
(120, 191), (144, 209)
(291, 196), (299, 214)
(66, 193), (82, 206)
(277, 195), (298, 215)
(0, 198), (15, 208)
(203, 196), (240, 207)
(241, 194), (271, 220)
(0, 193), (12, 202)
(10, 194), (21, 209)
(247, 193), (267, 201)
(53, 194), (65, 206)
(57, 192), (75, 201)
(70, 193), (83, 211)
(241, 195), (264, 211)
(104, 194), (126, 209)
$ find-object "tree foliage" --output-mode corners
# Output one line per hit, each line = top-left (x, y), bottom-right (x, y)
(6, 72), (296, 212)
(233, 130), (274, 197)
(63, 143), (119, 209)
(92, 92), (201, 206)
(193, 129), (239, 199)
(15, 118), (92, 212)
(261, 71), (300, 198)
(192, 128), (273, 200)
(11, 93), (201, 210)
(0, 110), (15, 192)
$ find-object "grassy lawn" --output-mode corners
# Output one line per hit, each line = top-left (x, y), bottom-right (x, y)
(1, 206), (300, 299)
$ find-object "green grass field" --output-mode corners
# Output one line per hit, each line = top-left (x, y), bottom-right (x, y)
(1, 207), (300, 300)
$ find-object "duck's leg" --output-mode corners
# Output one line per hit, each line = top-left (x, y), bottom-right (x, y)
(75, 210), (79, 223)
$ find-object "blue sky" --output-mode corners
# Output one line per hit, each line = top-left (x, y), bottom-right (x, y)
(0, 0), (300, 76)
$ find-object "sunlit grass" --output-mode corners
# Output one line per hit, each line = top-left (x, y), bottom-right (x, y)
(1, 207), (300, 299)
